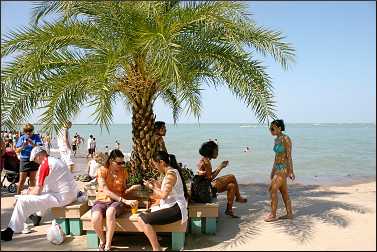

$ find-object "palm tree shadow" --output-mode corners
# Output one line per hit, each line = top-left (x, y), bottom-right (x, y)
(186, 183), (371, 250)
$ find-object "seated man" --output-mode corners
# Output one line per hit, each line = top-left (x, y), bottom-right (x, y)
(1, 146), (78, 241)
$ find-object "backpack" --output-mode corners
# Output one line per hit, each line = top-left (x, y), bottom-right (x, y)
(190, 175), (213, 203)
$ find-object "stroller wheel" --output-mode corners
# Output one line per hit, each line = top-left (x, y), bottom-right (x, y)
(8, 183), (17, 193)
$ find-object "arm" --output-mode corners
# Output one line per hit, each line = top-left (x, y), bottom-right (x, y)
(27, 185), (43, 195)
(270, 155), (277, 180)
(86, 161), (91, 174)
(64, 129), (71, 149)
(212, 161), (228, 179)
(284, 136), (295, 180)
(15, 136), (27, 154)
(144, 171), (176, 200)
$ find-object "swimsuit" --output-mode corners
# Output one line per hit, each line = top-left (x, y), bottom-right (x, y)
(273, 137), (287, 171)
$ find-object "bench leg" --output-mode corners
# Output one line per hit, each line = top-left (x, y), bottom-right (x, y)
(69, 218), (83, 236)
(204, 217), (216, 235)
(190, 217), (202, 234)
(56, 218), (70, 235)
(87, 230), (99, 249)
(171, 232), (185, 251)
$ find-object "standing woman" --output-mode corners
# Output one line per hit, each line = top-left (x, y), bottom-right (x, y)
(91, 149), (139, 251)
(137, 151), (188, 251)
(197, 141), (247, 218)
(15, 123), (43, 195)
(265, 119), (295, 222)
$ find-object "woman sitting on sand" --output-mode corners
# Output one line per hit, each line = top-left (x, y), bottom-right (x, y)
(197, 141), (247, 218)
(91, 149), (139, 251)
(137, 151), (188, 251)
(265, 119), (295, 222)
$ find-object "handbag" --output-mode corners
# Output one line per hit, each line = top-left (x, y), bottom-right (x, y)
(190, 175), (213, 203)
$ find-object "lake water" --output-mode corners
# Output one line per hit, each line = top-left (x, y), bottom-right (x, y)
(40, 123), (376, 185)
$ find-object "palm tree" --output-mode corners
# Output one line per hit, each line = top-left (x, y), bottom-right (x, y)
(1, 1), (295, 179)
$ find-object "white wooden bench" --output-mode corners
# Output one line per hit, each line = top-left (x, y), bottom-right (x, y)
(188, 200), (219, 234)
(80, 209), (187, 250)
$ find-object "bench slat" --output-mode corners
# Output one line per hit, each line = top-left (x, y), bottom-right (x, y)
(81, 210), (187, 233)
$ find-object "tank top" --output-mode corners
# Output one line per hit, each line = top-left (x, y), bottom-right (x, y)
(159, 168), (188, 224)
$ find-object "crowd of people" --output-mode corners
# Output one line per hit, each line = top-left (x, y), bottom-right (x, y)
(1, 119), (295, 251)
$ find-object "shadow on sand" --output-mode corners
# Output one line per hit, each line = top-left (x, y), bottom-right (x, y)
(184, 183), (370, 250)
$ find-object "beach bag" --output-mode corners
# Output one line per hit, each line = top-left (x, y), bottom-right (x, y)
(190, 175), (213, 203)
(46, 220), (65, 245)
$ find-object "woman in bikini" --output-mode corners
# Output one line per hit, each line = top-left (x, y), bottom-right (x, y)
(265, 119), (295, 222)
(197, 141), (247, 218)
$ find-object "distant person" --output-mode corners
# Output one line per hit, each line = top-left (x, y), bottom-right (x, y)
(57, 121), (75, 172)
(15, 123), (43, 195)
(104, 145), (109, 157)
(154, 121), (167, 153)
(86, 153), (104, 180)
(265, 119), (295, 222)
(72, 135), (78, 157)
(115, 140), (120, 150)
(196, 140), (247, 218)
(43, 134), (51, 155)
(243, 147), (250, 152)
(89, 138), (96, 158)
(1, 146), (78, 241)
(86, 135), (94, 158)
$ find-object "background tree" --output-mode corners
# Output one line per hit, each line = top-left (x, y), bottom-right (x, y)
(1, 1), (295, 180)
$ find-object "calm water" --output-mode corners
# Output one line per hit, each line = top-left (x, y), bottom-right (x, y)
(39, 123), (376, 185)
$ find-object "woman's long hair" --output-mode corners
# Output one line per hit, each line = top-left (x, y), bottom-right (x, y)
(154, 151), (189, 199)
(104, 149), (124, 169)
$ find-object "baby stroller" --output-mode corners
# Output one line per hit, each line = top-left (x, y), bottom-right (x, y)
(1, 149), (20, 193)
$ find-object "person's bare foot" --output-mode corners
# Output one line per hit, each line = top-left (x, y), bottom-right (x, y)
(278, 214), (293, 220)
(225, 209), (240, 218)
(264, 213), (278, 222)
(236, 197), (247, 203)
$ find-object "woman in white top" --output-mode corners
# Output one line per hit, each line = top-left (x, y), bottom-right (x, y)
(137, 151), (188, 251)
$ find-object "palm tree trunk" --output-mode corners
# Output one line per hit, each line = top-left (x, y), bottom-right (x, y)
(129, 95), (160, 183)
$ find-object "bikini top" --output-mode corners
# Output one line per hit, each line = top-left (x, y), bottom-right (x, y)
(273, 136), (286, 154)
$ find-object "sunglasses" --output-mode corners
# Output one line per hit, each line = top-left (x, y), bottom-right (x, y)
(113, 161), (126, 166)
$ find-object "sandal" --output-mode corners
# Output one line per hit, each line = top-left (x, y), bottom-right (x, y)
(104, 245), (111, 251)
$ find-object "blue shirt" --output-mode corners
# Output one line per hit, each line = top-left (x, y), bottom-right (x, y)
(15, 134), (43, 160)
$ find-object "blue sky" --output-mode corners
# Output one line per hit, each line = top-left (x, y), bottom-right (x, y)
(1, 1), (376, 124)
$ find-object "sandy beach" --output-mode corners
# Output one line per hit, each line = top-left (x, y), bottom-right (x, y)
(1, 155), (375, 251)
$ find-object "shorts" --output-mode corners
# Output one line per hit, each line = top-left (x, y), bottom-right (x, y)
(59, 149), (74, 166)
(88, 149), (94, 154)
(139, 203), (182, 225)
(72, 145), (77, 151)
(19, 160), (39, 172)
(91, 201), (125, 217)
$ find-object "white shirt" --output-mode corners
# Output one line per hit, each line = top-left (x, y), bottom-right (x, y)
(37, 156), (78, 195)
(90, 140), (96, 149)
(87, 138), (93, 149)
(158, 168), (188, 224)
(88, 159), (100, 178)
